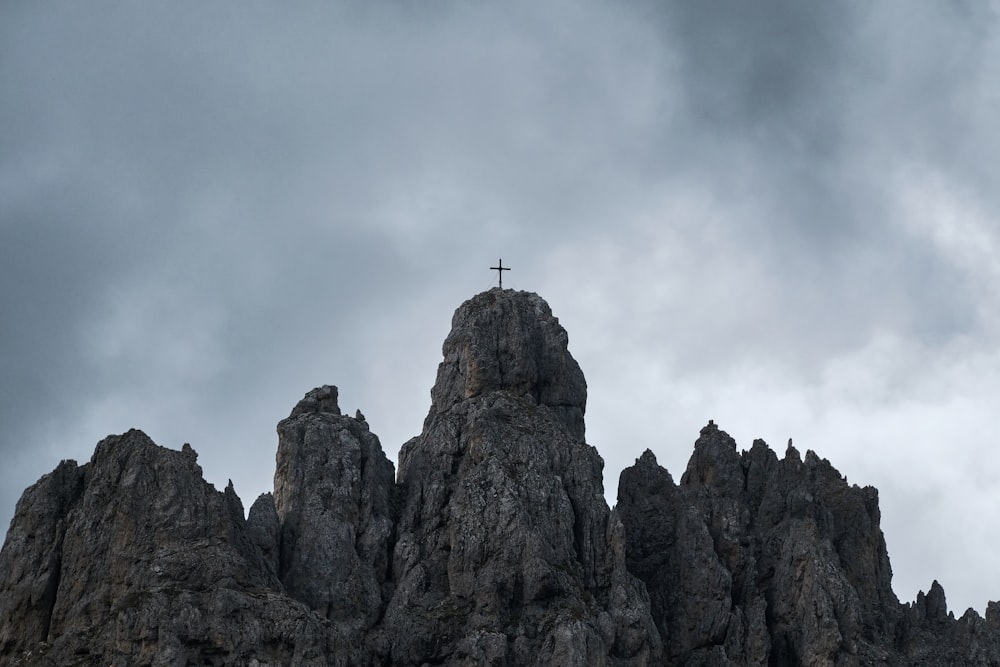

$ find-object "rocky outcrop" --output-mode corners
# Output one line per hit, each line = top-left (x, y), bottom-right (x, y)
(893, 581), (1000, 665)
(428, 288), (588, 441)
(617, 422), (1000, 666)
(0, 459), (83, 653)
(0, 430), (338, 666)
(385, 289), (661, 665)
(271, 384), (396, 651)
(2, 287), (1000, 666)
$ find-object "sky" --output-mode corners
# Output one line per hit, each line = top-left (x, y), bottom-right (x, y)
(3, 0), (1000, 615)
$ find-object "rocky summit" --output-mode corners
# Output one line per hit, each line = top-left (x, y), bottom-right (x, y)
(1, 288), (999, 666)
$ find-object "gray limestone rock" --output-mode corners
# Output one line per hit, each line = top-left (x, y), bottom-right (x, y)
(0, 459), (84, 653)
(246, 492), (281, 578)
(618, 422), (1000, 666)
(429, 288), (588, 441)
(273, 385), (396, 640)
(4, 287), (1000, 666)
(385, 288), (661, 665)
(0, 429), (340, 666)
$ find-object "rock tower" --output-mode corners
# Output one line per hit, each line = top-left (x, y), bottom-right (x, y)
(2, 289), (999, 665)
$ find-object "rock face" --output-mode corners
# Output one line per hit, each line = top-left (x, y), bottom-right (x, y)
(2, 288), (1000, 666)
(385, 289), (661, 664)
(270, 384), (396, 651)
(0, 430), (338, 666)
(427, 289), (588, 441)
(617, 423), (1000, 666)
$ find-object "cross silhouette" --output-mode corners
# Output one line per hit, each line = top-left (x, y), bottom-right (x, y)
(490, 258), (510, 288)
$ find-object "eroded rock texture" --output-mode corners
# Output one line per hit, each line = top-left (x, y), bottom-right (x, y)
(385, 289), (661, 665)
(271, 384), (396, 647)
(618, 422), (1000, 666)
(0, 430), (339, 666)
(3, 288), (1000, 666)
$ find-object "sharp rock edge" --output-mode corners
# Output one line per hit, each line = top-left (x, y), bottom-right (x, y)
(2, 288), (999, 666)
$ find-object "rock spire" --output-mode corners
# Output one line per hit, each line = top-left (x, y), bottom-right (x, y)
(2, 289), (1000, 665)
(617, 422), (1000, 665)
(386, 288), (660, 664)
(0, 430), (336, 665)
(428, 288), (588, 440)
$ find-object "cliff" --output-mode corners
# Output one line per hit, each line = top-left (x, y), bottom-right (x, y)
(617, 427), (1000, 665)
(1, 288), (998, 666)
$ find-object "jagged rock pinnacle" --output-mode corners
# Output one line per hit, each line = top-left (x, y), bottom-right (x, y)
(288, 384), (342, 417)
(4, 292), (1000, 665)
(429, 288), (587, 440)
(272, 385), (396, 644)
(389, 288), (660, 664)
(0, 430), (333, 663)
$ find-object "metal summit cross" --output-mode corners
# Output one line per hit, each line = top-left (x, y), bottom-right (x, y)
(490, 258), (510, 288)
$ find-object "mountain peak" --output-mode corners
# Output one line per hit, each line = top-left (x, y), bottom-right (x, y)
(391, 288), (660, 664)
(288, 384), (342, 417)
(3, 290), (1000, 665)
(428, 288), (587, 440)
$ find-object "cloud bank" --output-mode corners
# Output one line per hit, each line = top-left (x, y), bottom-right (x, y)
(3, 0), (1000, 613)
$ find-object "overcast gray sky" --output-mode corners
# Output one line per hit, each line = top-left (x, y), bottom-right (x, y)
(4, 1), (1000, 615)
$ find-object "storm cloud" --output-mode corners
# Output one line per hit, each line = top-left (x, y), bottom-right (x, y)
(3, 0), (1000, 614)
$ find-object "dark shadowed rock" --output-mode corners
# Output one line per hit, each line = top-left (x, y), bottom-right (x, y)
(385, 288), (661, 665)
(429, 288), (588, 441)
(3, 288), (1000, 665)
(246, 492), (281, 578)
(0, 430), (341, 666)
(273, 385), (396, 643)
(0, 459), (84, 652)
(618, 422), (1000, 666)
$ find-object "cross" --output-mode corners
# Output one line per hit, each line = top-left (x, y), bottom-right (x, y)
(490, 258), (510, 288)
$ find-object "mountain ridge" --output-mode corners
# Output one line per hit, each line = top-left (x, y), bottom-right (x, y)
(1, 288), (998, 665)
